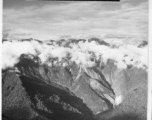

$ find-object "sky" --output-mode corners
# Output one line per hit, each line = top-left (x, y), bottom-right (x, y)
(3, 0), (148, 43)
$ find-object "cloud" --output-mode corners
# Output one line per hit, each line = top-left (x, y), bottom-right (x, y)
(3, 27), (59, 40)
(2, 40), (38, 69)
(2, 40), (148, 70)
(3, 1), (148, 42)
(121, 3), (132, 9)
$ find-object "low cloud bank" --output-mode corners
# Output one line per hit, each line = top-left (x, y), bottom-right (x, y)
(2, 39), (148, 70)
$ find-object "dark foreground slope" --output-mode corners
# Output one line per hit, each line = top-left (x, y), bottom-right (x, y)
(2, 72), (94, 120)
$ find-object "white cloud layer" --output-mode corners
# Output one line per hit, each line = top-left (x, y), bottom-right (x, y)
(2, 40), (148, 71)
(3, 1), (148, 43)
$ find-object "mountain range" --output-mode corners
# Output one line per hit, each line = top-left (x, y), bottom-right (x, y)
(2, 38), (148, 120)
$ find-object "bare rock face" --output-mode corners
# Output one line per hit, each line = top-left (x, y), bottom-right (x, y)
(2, 54), (147, 120)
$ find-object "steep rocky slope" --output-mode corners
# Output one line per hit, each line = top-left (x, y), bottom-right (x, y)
(95, 61), (147, 120)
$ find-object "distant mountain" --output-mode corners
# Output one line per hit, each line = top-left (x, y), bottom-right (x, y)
(138, 41), (148, 48)
(2, 39), (8, 43)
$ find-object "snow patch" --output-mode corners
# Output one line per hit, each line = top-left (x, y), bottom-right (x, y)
(115, 95), (123, 105)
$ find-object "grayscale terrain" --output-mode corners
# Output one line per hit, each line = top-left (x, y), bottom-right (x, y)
(2, 1), (148, 120)
(2, 38), (147, 120)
